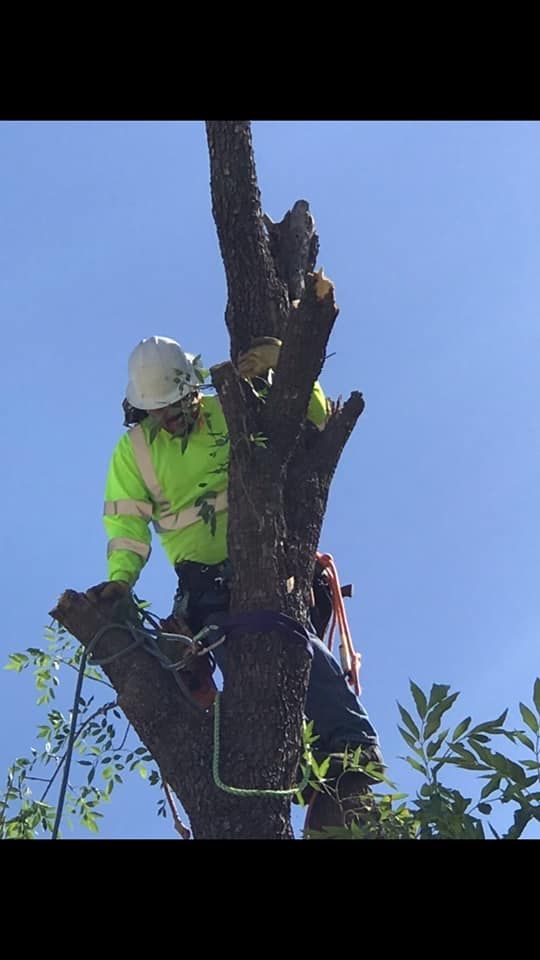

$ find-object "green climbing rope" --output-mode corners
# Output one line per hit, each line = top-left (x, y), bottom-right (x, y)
(212, 692), (312, 798)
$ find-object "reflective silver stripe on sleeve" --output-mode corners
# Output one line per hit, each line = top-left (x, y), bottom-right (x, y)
(104, 499), (153, 518)
(107, 538), (151, 560)
(154, 490), (228, 533)
(128, 424), (170, 509)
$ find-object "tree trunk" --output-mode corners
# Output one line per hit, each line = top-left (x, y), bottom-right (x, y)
(51, 120), (365, 839)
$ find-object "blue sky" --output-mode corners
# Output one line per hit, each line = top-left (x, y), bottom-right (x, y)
(1, 120), (538, 839)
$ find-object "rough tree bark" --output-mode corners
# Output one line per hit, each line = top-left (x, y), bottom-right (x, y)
(51, 120), (365, 839)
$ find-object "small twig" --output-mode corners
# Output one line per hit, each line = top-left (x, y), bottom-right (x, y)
(56, 657), (115, 689)
(40, 700), (117, 803)
(163, 780), (191, 839)
(116, 722), (131, 751)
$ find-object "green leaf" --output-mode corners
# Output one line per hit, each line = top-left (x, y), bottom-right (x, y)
(311, 757), (323, 779)
(504, 807), (532, 841)
(397, 704), (420, 740)
(409, 681), (428, 719)
(317, 757), (331, 779)
(83, 816), (100, 835)
(488, 752), (528, 784)
(398, 726), (418, 750)
(469, 742), (495, 766)
(449, 742), (478, 764)
(5, 656), (26, 673)
(514, 731), (535, 751)
(452, 716), (471, 740)
(427, 684), (451, 710)
(533, 678), (540, 714)
(426, 730), (449, 758)
(519, 703), (539, 734)
(424, 693), (460, 740)
(480, 775), (501, 799)
(440, 757), (480, 771)
(405, 756), (427, 776)
(469, 710), (508, 735)
(138, 766), (147, 780)
(477, 803), (492, 815)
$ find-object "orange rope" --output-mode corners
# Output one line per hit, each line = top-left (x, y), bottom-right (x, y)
(315, 552), (362, 696)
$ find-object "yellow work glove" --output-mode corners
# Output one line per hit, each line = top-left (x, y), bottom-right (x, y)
(237, 337), (282, 380)
(86, 581), (130, 604)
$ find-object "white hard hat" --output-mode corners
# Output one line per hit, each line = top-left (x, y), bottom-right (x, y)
(125, 336), (199, 410)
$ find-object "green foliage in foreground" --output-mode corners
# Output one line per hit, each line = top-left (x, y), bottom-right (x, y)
(2, 622), (539, 839)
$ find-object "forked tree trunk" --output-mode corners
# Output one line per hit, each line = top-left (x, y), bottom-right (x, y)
(51, 121), (364, 839)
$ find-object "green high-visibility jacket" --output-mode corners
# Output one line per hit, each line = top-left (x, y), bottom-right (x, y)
(104, 384), (328, 585)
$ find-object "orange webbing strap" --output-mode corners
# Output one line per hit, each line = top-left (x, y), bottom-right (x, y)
(315, 552), (362, 696)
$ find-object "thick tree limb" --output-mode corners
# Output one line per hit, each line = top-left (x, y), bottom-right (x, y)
(211, 359), (291, 617)
(262, 269), (339, 456)
(50, 589), (301, 838)
(206, 121), (289, 359)
(282, 393), (366, 596)
(315, 392), (366, 485)
(49, 589), (223, 838)
(263, 199), (319, 302)
(210, 359), (262, 447)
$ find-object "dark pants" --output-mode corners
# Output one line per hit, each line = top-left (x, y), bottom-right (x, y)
(173, 561), (382, 763)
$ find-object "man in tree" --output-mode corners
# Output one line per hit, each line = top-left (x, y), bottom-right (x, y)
(88, 334), (382, 831)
